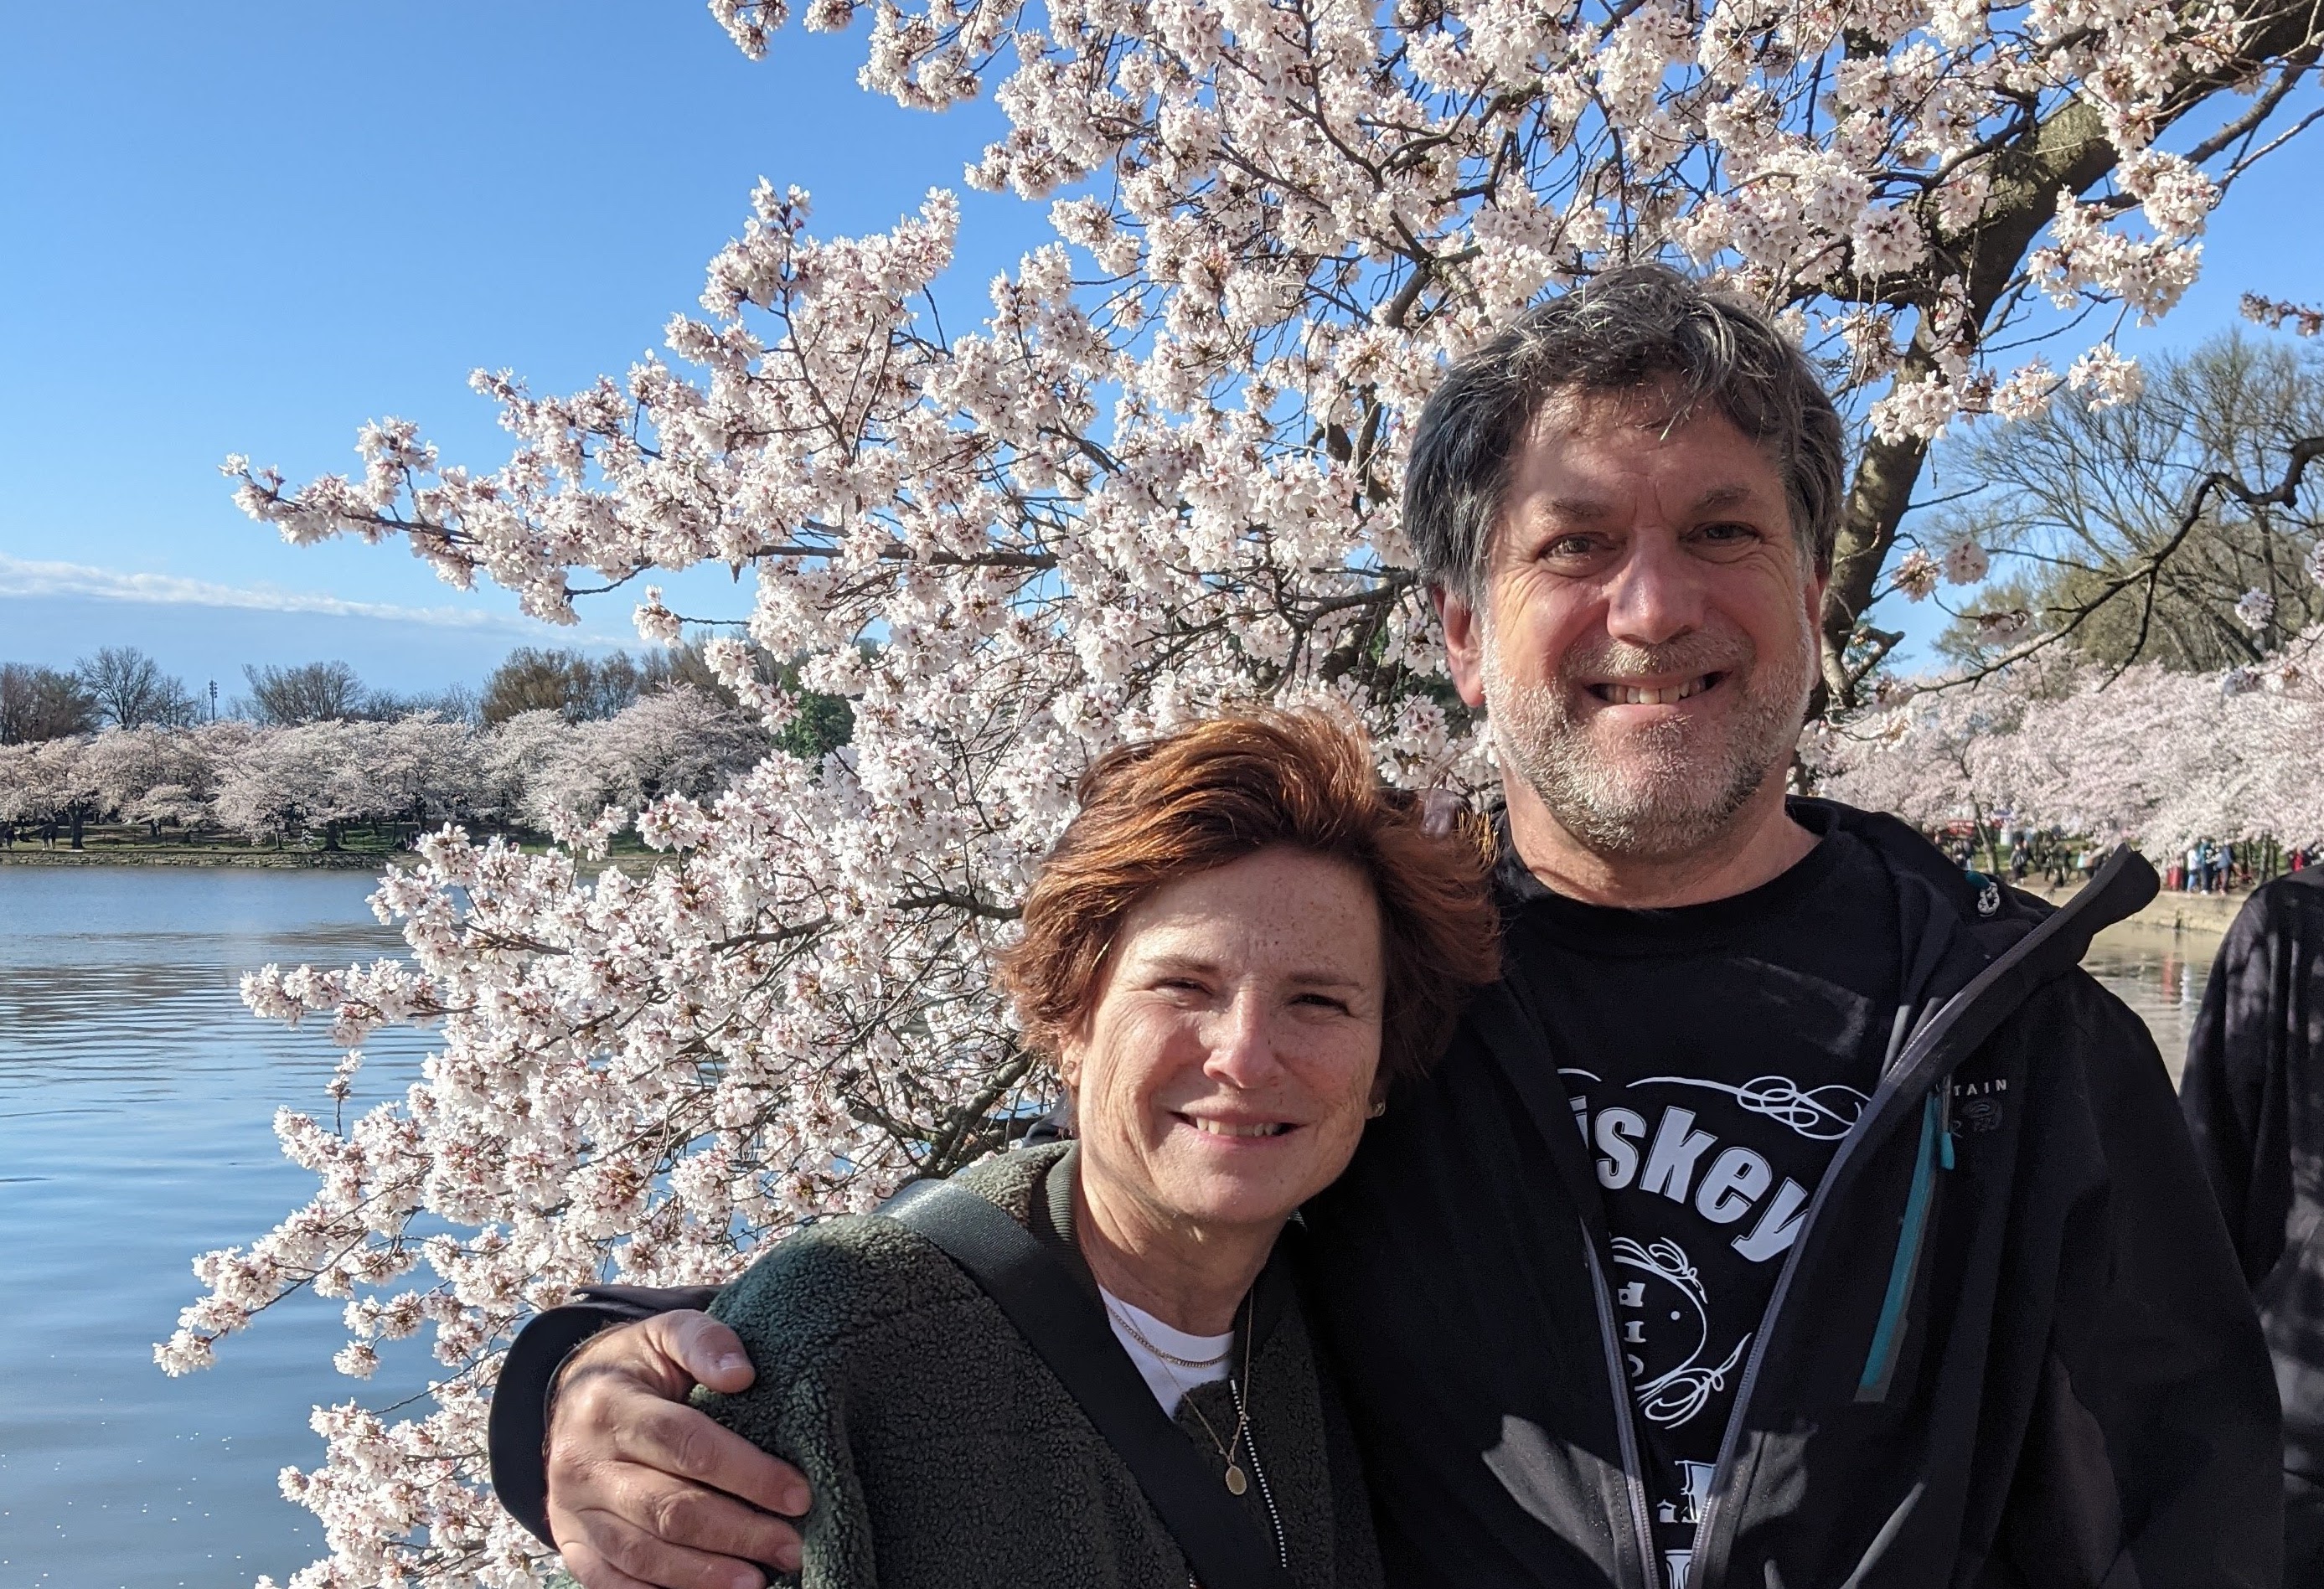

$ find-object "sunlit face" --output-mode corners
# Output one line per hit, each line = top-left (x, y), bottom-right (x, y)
(1058, 846), (1387, 1240)
(1438, 389), (1825, 860)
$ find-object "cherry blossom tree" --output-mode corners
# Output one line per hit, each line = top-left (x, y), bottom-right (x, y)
(0, 736), (105, 847)
(212, 721), (363, 848)
(354, 715), (491, 838)
(175, 2), (2324, 1583)
(0, 709), (761, 855)
(477, 708), (577, 823)
(80, 724), (222, 839)
(1816, 618), (2324, 852)
(514, 686), (767, 834)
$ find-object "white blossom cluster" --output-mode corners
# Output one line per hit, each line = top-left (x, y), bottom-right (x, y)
(0, 689), (763, 846)
(183, 0), (2313, 1579)
(1814, 624), (2324, 854)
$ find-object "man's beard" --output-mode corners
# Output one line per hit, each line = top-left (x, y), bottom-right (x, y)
(1481, 611), (1815, 863)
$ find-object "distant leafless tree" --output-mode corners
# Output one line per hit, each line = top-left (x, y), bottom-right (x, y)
(241, 661), (368, 725)
(0, 663), (100, 744)
(1920, 329), (2324, 676)
(74, 646), (199, 729)
(480, 647), (617, 726)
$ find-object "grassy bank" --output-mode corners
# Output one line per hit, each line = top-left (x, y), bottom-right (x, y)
(0, 824), (656, 874)
(0, 844), (389, 868)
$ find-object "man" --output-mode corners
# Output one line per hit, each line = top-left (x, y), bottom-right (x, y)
(2182, 868), (2324, 1581)
(488, 266), (2279, 1589)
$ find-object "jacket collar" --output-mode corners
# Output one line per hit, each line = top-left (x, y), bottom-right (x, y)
(1490, 795), (2150, 1009)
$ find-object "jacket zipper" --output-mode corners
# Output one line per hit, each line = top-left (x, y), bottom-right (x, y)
(1228, 1379), (1290, 1570)
(1681, 847), (2146, 1588)
(1855, 1088), (1949, 1403)
(1585, 1225), (1663, 1587)
(1678, 1002), (1921, 1585)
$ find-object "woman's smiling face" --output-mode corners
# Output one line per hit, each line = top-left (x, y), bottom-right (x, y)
(1059, 845), (1387, 1238)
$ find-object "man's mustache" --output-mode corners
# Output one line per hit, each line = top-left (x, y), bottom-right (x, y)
(1557, 636), (1752, 686)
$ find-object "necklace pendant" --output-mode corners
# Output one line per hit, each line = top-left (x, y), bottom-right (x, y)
(1225, 1463), (1248, 1496)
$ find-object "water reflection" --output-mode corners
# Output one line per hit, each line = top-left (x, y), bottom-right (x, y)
(0, 866), (432, 1588)
(2081, 926), (2214, 1083)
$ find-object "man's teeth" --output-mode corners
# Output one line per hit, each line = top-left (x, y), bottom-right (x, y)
(1190, 1118), (1289, 1138)
(1604, 676), (1711, 706)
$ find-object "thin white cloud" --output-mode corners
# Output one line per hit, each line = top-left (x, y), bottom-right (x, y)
(0, 554), (625, 643)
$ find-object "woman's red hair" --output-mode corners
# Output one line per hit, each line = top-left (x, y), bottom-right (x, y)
(998, 709), (1500, 1085)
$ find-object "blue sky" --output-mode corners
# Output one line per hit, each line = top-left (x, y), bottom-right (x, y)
(0, 2), (1044, 696)
(1, 5), (2316, 696)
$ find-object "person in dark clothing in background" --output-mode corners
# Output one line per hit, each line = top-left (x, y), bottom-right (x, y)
(2184, 868), (2324, 1581)
(488, 266), (2280, 1589)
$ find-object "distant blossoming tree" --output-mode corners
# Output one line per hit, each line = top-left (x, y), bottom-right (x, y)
(1815, 618), (2324, 851)
(514, 687), (770, 834)
(0, 701), (762, 854)
(178, 0), (2324, 1583)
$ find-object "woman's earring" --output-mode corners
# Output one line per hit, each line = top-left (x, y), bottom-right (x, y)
(1366, 1099), (1387, 1119)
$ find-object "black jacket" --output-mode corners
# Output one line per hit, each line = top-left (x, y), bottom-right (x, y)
(2181, 870), (2324, 1577)
(492, 802), (2280, 1588)
(1298, 802), (2278, 1588)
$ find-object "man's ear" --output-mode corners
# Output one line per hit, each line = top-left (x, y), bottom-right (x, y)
(1433, 586), (1490, 709)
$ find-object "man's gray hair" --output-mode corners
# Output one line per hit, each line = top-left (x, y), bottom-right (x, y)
(1402, 264), (1846, 602)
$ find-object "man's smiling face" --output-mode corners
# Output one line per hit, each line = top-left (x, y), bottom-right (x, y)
(1439, 385), (1826, 863)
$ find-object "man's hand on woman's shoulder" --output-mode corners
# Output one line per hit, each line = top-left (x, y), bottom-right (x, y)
(545, 1310), (810, 1589)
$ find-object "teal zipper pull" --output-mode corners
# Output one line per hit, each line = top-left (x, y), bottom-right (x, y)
(1857, 1090), (1944, 1402)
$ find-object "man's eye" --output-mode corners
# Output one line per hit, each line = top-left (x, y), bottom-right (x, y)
(1697, 522), (1758, 544)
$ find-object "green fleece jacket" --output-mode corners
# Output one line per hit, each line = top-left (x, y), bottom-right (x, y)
(696, 1143), (1384, 1589)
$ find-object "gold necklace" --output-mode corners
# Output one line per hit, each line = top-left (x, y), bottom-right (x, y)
(1136, 1292), (1257, 1494)
(1106, 1298), (1237, 1370)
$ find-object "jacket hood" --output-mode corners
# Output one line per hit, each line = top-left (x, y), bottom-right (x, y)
(1790, 797), (2159, 1019)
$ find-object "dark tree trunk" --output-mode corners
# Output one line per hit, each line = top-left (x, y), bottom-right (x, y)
(1811, 0), (2324, 704)
(1818, 96), (2117, 708)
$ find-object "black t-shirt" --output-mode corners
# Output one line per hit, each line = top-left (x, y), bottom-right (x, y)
(1497, 821), (1903, 1589)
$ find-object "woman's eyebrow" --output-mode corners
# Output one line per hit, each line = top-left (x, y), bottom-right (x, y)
(1283, 968), (1369, 991)
(1134, 952), (1221, 977)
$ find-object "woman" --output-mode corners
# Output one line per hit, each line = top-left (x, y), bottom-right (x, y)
(696, 709), (1500, 1588)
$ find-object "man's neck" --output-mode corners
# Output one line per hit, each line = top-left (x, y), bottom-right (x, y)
(1504, 774), (1820, 909)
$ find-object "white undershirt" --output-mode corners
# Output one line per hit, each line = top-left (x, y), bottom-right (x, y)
(1099, 1287), (1234, 1415)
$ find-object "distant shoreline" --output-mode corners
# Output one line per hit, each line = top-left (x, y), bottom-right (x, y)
(0, 849), (2278, 930)
(2024, 880), (2249, 946)
(0, 844), (648, 877)
(0, 847), (391, 869)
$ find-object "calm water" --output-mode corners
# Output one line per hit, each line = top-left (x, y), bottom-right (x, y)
(2080, 923), (2217, 1084)
(0, 867), (432, 1588)
(0, 866), (2228, 1586)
